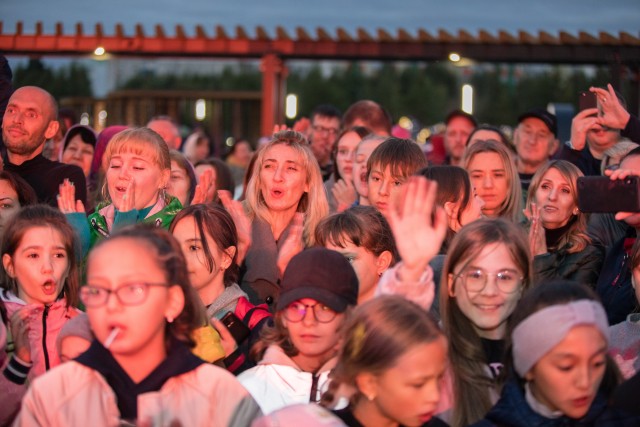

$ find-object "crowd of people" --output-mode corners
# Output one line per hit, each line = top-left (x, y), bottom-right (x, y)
(0, 73), (640, 427)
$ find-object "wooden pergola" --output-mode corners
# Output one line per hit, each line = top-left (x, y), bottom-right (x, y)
(1, 21), (639, 134)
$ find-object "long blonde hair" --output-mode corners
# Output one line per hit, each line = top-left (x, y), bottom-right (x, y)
(525, 160), (590, 253)
(463, 140), (522, 223)
(440, 218), (532, 427)
(244, 130), (328, 246)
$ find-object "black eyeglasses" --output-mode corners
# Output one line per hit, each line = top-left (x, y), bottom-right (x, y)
(79, 282), (170, 307)
(283, 301), (338, 323)
(455, 268), (523, 294)
(312, 125), (339, 137)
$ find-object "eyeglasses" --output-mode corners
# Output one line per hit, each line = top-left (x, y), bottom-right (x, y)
(283, 301), (338, 323)
(455, 268), (523, 294)
(79, 282), (170, 307)
(312, 125), (339, 137)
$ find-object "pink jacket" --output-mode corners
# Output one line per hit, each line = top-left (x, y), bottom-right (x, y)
(0, 291), (79, 379)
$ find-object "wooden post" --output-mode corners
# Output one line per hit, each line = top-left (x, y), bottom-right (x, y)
(260, 54), (287, 137)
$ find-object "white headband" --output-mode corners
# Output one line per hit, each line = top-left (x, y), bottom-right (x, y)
(512, 300), (609, 377)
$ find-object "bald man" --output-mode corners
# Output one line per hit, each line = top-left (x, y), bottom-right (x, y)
(2, 86), (86, 206)
(147, 116), (182, 150)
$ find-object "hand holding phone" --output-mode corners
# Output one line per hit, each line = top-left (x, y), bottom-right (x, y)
(577, 176), (640, 213)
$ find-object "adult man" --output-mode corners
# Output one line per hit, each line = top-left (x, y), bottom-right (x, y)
(308, 105), (341, 181)
(559, 93), (626, 176)
(443, 110), (477, 166)
(2, 86), (86, 207)
(513, 109), (559, 191)
(147, 115), (182, 150)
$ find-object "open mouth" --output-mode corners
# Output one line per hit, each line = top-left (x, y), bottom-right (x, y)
(42, 280), (58, 296)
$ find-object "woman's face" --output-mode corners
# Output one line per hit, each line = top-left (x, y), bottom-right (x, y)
(172, 215), (230, 305)
(353, 139), (383, 201)
(526, 325), (607, 419)
(534, 167), (576, 230)
(447, 242), (523, 340)
(106, 148), (169, 210)
(0, 179), (21, 235)
(85, 238), (182, 361)
(336, 131), (361, 182)
(467, 152), (509, 218)
(259, 144), (309, 215)
(363, 337), (448, 427)
(166, 160), (191, 207)
(2, 226), (69, 305)
(324, 236), (390, 303)
(282, 298), (344, 364)
(61, 135), (94, 178)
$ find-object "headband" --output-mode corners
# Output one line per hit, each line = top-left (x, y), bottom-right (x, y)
(512, 300), (609, 377)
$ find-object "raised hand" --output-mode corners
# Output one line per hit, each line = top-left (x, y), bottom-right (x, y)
(119, 179), (136, 212)
(604, 167), (640, 221)
(332, 178), (357, 213)
(591, 84), (631, 130)
(210, 318), (238, 358)
(387, 176), (447, 279)
(10, 306), (33, 364)
(192, 168), (215, 205)
(569, 108), (599, 151)
(526, 202), (547, 256)
(57, 179), (85, 214)
(277, 212), (305, 277)
(219, 190), (252, 265)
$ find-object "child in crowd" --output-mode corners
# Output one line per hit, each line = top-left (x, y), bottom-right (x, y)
(322, 295), (449, 427)
(609, 239), (640, 379)
(473, 280), (640, 426)
(59, 127), (183, 256)
(352, 135), (386, 206)
(366, 137), (428, 218)
(171, 204), (272, 374)
(166, 150), (197, 207)
(325, 126), (371, 213)
(14, 226), (261, 426)
(0, 205), (81, 423)
(238, 247), (359, 414)
(56, 312), (93, 363)
(463, 140), (523, 223)
(0, 170), (37, 241)
(439, 218), (532, 427)
(316, 205), (398, 303)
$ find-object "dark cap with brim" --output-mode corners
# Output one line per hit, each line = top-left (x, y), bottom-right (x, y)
(518, 109), (558, 137)
(276, 247), (359, 313)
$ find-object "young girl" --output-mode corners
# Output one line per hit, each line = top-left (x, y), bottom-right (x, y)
(315, 205), (398, 303)
(526, 160), (603, 288)
(463, 139), (522, 222)
(0, 205), (80, 422)
(166, 150), (197, 207)
(0, 170), (37, 241)
(440, 218), (532, 427)
(352, 135), (386, 206)
(322, 295), (449, 427)
(15, 226), (261, 426)
(238, 247), (359, 414)
(366, 137), (428, 218)
(472, 280), (640, 426)
(171, 204), (272, 374)
(59, 127), (183, 256)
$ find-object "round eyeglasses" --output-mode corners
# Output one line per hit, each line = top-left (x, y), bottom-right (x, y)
(455, 268), (523, 294)
(283, 301), (338, 323)
(79, 282), (170, 307)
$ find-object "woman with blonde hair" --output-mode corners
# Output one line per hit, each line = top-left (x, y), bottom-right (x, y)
(526, 160), (603, 288)
(240, 130), (328, 308)
(439, 218), (532, 427)
(463, 140), (522, 223)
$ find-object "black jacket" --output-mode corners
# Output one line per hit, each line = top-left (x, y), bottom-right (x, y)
(533, 244), (603, 289)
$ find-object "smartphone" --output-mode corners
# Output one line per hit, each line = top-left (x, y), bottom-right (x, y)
(577, 176), (640, 213)
(579, 91), (598, 111)
(220, 311), (250, 344)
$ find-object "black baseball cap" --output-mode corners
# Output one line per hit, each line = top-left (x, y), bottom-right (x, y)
(518, 109), (558, 137)
(445, 109), (478, 127)
(276, 247), (359, 313)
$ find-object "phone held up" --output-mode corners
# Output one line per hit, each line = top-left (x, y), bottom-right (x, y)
(577, 176), (640, 213)
(220, 311), (251, 344)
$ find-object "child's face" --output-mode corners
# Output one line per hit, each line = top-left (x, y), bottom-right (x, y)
(467, 152), (509, 218)
(447, 242), (523, 340)
(367, 164), (406, 216)
(166, 160), (191, 207)
(85, 238), (183, 360)
(361, 337), (447, 427)
(2, 226), (69, 305)
(335, 131), (361, 182)
(282, 298), (344, 365)
(106, 149), (169, 210)
(526, 325), (607, 419)
(353, 140), (382, 200)
(172, 216), (231, 303)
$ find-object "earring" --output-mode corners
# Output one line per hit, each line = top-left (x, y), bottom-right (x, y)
(166, 315), (174, 323)
(366, 393), (376, 401)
